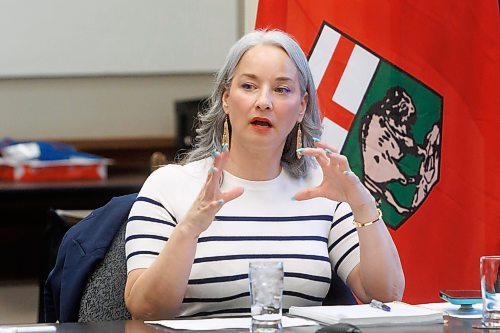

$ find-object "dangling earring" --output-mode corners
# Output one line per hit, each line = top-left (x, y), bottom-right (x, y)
(296, 122), (303, 159)
(222, 114), (229, 150)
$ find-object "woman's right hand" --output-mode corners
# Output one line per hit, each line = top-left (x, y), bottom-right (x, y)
(125, 148), (243, 320)
(179, 148), (244, 238)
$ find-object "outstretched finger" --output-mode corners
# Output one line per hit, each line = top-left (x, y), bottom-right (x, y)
(206, 186), (244, 216)
(214, 146), (230, 171)
(206, 166), (226, 199)
(313, 141), (339, 155)
(298, 148), (330, 168)
(221, 186), (245, 203)
(205, 148), (226, 192)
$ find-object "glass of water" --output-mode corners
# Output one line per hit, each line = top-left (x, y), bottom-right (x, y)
(481, 255), (500, 328)
(249, 261), (284, 332)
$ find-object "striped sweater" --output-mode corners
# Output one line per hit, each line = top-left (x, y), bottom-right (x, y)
(125, 158), (360, 318)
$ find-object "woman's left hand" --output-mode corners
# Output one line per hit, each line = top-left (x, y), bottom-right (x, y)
(295, 141), (405, 302)
(293, 141), (375, 212)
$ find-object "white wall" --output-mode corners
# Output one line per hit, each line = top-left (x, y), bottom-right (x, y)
(0, 0), (259, 141)
(244, 0), (259, 34)
(0, 0), (238, 77)
(0, 75), (214, 140)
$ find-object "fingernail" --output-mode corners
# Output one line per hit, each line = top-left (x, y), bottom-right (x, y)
(218, 199), (224, 205)
(210, 166), (214, 174)
(324, 148), (334, 155)
(222, 144), (229, 152)
(312, 137), (321, 142)
(291, 195), (296, 201)
(296, 148), (306, 153)
(212, 149), (217, 158)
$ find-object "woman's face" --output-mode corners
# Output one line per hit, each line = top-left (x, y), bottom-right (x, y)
(222, 44), (308, 153)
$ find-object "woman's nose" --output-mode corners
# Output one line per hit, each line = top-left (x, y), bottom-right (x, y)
(256, 90), (272, 111)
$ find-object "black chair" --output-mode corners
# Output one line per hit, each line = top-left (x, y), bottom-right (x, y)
(77, 220), (131, 322)
(44, 194), (136, 323)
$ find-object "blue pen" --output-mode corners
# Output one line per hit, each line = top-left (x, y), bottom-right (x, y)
(370, 299), (391, 312)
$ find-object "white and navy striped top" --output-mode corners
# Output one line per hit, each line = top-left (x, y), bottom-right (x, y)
(125, 158), (360, 318)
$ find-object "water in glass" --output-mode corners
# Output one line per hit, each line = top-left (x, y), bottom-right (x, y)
(249, 261), (284, 332)
(481, 256), (500, 328)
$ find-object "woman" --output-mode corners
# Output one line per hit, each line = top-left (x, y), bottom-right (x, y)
(124, 30), (404, 320)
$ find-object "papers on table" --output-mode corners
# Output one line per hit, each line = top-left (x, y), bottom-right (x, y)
(146, 316), (317, 330)
(289, 301), (444, 327)
(149, 302), (477, 329)
(0, 325), (56, 333)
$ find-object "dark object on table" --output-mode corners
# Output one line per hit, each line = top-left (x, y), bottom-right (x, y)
(316, 323), (362, 333)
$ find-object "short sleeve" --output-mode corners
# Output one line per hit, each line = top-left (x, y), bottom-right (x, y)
(327, 202), (360, 283)
(125, 167), (178, 273)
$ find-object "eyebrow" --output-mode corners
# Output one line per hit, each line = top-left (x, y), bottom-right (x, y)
(239, 73), (295, 83)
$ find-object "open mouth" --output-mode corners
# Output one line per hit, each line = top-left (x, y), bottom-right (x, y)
(250, 117), (272, 128)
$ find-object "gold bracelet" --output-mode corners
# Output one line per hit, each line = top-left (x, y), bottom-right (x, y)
(352, 208), (382, 228)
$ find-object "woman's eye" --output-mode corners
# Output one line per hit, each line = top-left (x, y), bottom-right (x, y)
(275, 86), (291, 94)
(241, 83), (254, 90)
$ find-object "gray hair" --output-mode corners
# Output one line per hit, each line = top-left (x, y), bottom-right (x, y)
(180, 29), (322, 178)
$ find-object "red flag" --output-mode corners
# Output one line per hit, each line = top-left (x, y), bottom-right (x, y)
(256, 0), (500, 303)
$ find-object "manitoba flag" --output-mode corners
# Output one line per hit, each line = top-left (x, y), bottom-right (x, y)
(256, 0), (499, 303)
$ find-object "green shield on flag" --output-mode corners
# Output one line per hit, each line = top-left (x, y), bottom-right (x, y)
(342, 61), (443, 229)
